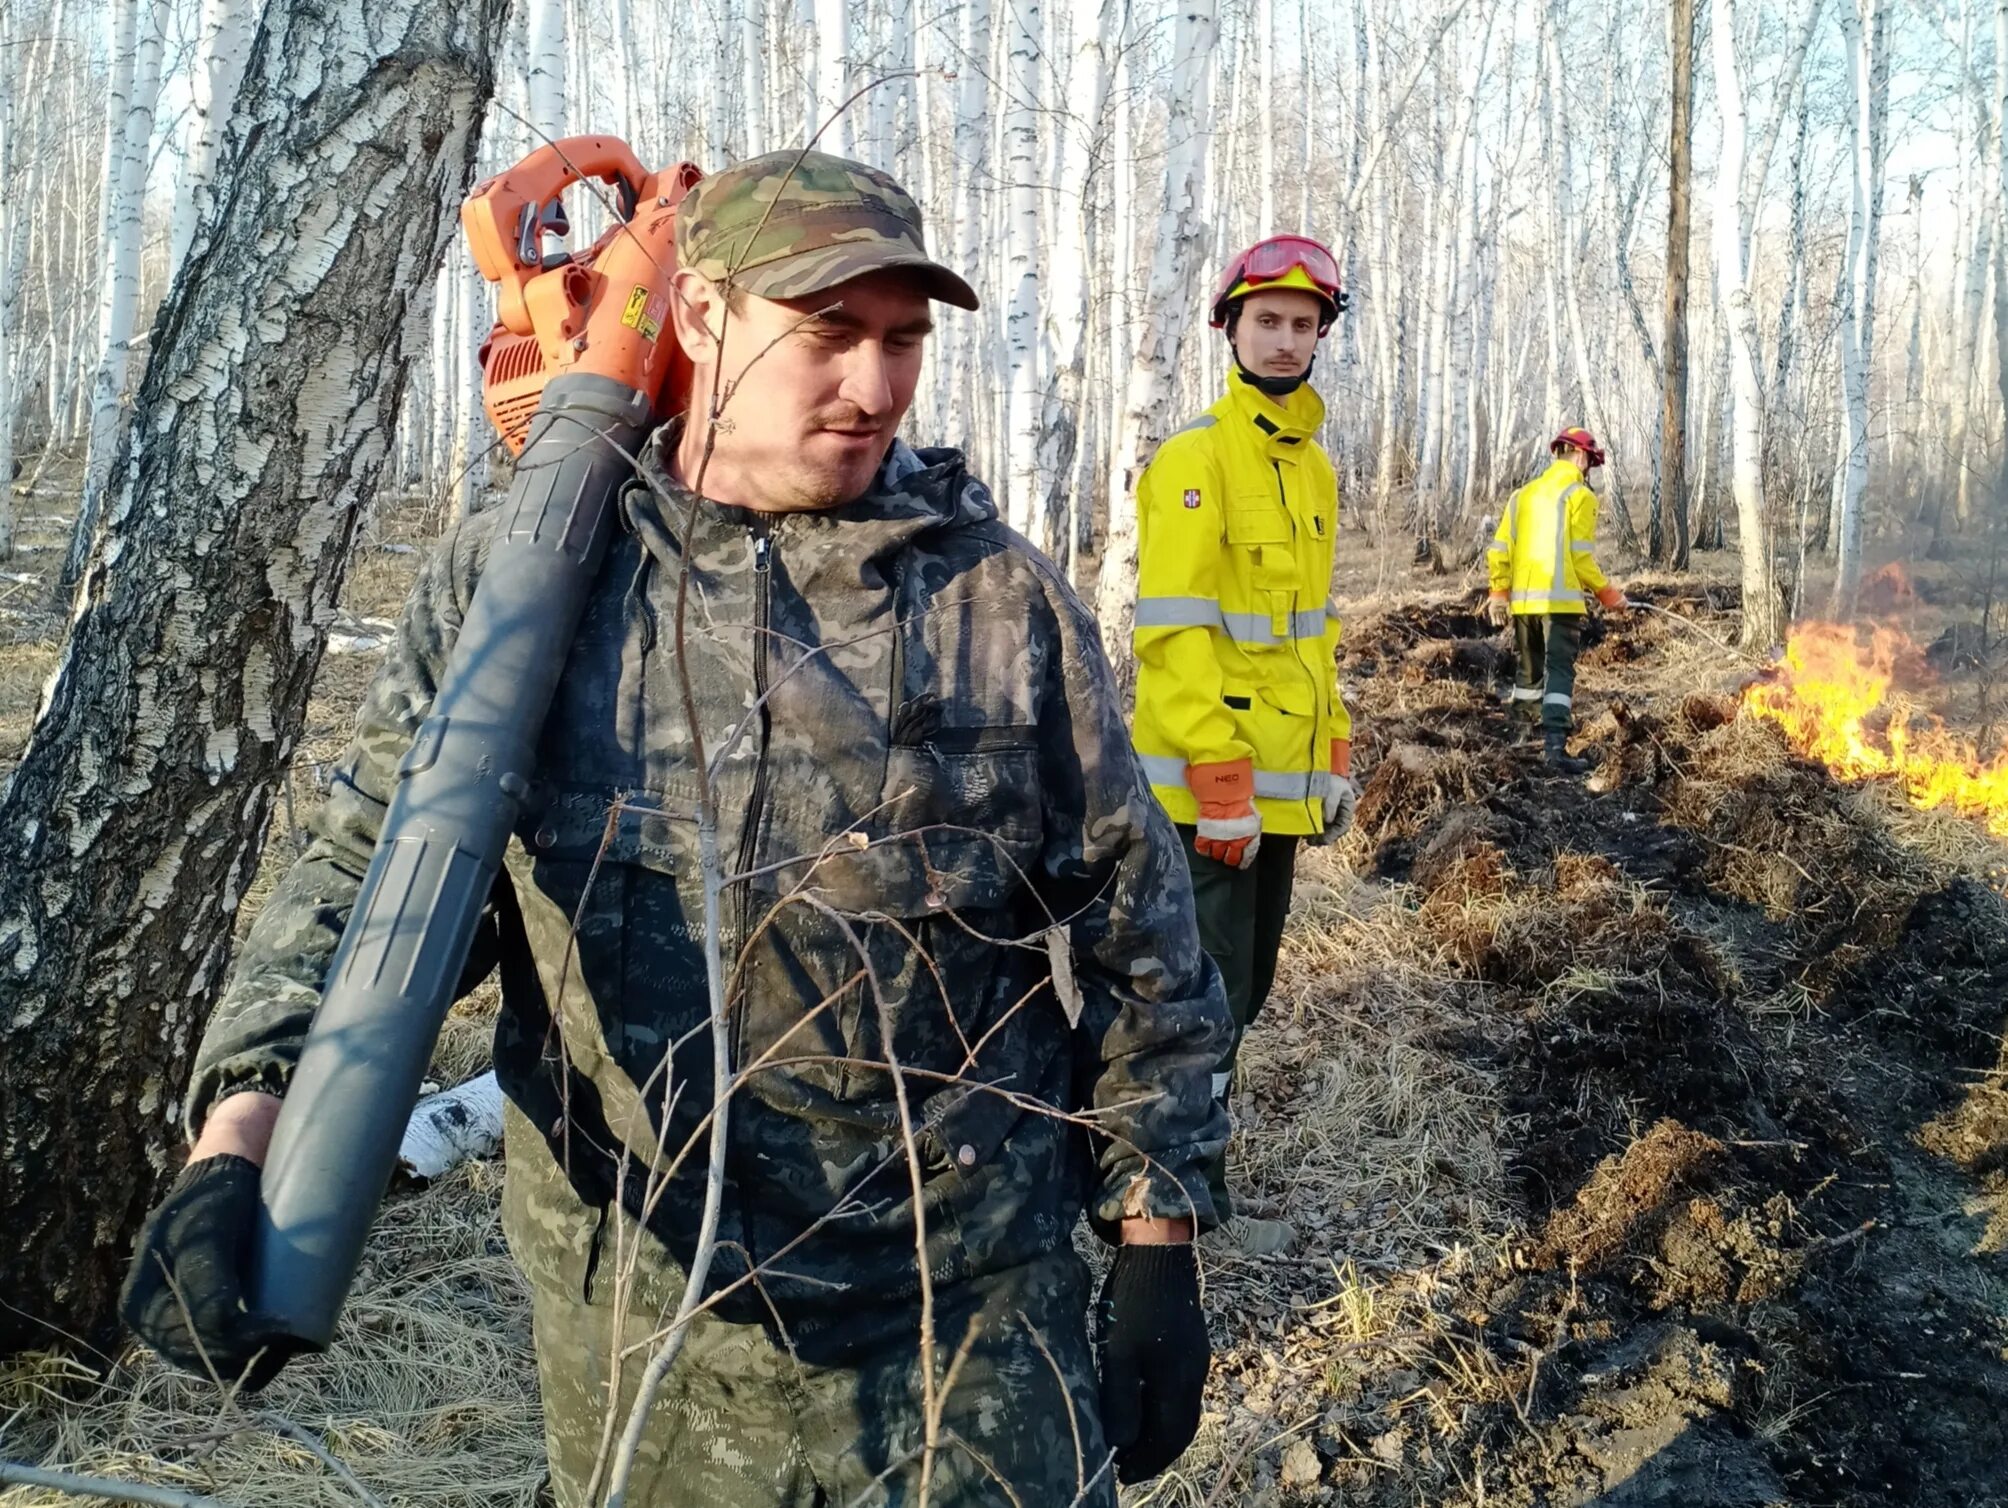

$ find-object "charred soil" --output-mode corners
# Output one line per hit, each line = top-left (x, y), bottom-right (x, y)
(1278, 588), (2008, 1508)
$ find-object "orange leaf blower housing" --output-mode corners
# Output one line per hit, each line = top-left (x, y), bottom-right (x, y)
(461, 137), (704, 455)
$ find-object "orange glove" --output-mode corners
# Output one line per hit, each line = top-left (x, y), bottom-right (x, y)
(1188, 759), (1261, 870)
(1596, 585), (1627, 611)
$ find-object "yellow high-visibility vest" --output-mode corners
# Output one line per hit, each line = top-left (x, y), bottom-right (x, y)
(1486, 459), (1614, 615)
(1130, 370), (1349, 838)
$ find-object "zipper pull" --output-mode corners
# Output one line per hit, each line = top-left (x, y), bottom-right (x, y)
(752, 526), (771, 574)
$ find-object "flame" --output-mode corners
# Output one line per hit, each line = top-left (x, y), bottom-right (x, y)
(1742, 622), (2008, 837)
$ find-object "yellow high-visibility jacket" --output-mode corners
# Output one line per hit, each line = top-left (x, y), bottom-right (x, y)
(1131, 369), (1349, 838)
(1486, 459), (1616, 615)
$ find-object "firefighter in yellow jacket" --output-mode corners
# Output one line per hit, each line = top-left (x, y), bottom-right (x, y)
(1486, 428), (1628, 774)
(1130, 235), (1354, 1255)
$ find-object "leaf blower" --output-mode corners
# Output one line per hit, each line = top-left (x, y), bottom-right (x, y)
(249, 138), (702, 1349)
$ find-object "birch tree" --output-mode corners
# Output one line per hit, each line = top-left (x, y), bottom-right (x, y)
(1712, 0), (1778, 648)
(526, 0), (569, 140)
(1094, 0), (1219, 684)
(0, 0), (509, 1355)
(1832, 0), (1891, 615)
(1036, 0), (1118, 570)
(1002, 0), (1044, 542)
(168, 0), (255, 277)
(67, 0), (167, 587)
(1657, 0), (1694, 567)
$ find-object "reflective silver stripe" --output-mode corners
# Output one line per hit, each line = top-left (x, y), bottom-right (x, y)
(1544, 692), (1574, 707)
(1141, 753), (1327, 802)
(1174, 414), (1218, 436)
(1254, 769), (1327, 801)
(1569, 537), (1596, 551)
(1210, 1072), (1231, 1099)
(1509, 687), (1544, 701)
(1219, 608), (1328, 645)
(1135, 596), (1224, 629)
(1511, 588), (1585, 604)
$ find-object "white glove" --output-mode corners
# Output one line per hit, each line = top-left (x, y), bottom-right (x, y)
(1323, 775), (1359, 838)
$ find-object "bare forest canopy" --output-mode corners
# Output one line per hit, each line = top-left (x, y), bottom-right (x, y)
(0, 0), (2001, 626)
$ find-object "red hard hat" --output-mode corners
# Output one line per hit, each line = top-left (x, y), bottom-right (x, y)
(1209, 234), (1346, 332)
(1550, 427), (1606, 469)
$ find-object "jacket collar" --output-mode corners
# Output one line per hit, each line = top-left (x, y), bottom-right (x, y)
(625, 419), (997, 572)
(1224, 367), (1325, 446)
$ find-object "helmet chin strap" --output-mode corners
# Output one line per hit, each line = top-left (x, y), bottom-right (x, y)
(1234, 352), (1316, 397)
(1225, 312), (1317, 396)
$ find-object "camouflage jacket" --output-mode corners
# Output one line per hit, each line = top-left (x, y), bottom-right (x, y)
(191, 430), (1229, 1322)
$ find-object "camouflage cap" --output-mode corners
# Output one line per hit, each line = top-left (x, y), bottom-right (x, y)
(674, 150), (979, 311)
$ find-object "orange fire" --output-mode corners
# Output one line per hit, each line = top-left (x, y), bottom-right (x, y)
(1742, 622), (2008, 837)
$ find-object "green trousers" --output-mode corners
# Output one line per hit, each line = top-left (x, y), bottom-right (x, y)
(502, 1107), (1113, 1508)
(1176, 825), (1299, 1221)
(1512, 613), (1584, 732)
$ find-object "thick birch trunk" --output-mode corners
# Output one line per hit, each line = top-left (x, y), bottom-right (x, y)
(0, 0), (506, 1356)
(1094, 0), (1218, 688)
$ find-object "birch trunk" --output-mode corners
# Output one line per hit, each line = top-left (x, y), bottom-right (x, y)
(68, 0), (166, 588)
(815, 0), (850, 154)
(1035, 0), (1116, 559)
(949, 0), (990, 452)
(1002, 0), (1043, 542)
(1658, 0), (1694, 567)
(1711, 0), (1777, 647)
(1994, 0), (2008, 524)
(169, 0), (255, 277)
(0, 2), (18, 560)
(1094, 0), (1218, 686)
(1832, 0), (1890, 617)
(525, 0), (568, 139)
(0, 0), (507, 1356)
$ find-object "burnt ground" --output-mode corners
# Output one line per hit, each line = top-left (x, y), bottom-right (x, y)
(1263, 587), (2008, 1508)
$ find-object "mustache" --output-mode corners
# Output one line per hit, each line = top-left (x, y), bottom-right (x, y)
(810, 405), (883, 432)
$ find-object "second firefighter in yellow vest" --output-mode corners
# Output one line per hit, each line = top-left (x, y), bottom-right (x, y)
(1485, 427), (1627, 773)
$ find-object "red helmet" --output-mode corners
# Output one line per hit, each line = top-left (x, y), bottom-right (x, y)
(1209, 234), (1346, 333)
(1550, 427), (1606, 469)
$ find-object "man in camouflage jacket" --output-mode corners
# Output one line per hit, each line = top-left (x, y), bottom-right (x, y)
(122, 152), (1230, 1507)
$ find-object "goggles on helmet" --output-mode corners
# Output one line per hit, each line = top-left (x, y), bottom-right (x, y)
(1210, 235), (1346, 331)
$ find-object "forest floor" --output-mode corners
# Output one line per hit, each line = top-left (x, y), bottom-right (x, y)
(2, 484), (2007, 1507)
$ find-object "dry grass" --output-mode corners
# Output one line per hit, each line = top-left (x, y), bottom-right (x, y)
(0, 1161), (544, 1508)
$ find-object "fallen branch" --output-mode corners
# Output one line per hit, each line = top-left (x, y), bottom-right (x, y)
(0, 1459), (227, 1507)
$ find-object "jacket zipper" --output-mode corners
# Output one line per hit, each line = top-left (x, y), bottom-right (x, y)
(731, 517), (774, 1274)
(1274, 457), (1321, 827)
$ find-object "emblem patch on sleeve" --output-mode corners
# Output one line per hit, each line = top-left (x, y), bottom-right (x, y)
(1182, 488), (1202, 509)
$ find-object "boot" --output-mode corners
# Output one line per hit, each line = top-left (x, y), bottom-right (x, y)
(1544, 729), (1590, 775)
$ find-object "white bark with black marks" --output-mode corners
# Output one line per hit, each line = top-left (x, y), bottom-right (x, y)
(0, 0), (509, 1356)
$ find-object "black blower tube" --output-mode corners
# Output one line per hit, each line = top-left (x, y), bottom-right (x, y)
(250, 373), (653, 1348)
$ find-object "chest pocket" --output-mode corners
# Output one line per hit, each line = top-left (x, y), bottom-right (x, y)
(1226, 499), (1298, 640)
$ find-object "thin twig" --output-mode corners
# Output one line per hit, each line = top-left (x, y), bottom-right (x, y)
(0, 1460), (227, 1508)
(257, 1413), (389, 1508)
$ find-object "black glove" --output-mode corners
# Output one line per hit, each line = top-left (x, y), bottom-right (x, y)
(1096, 1242), (1210, 1483)
(119, 1155), (301, 1391)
